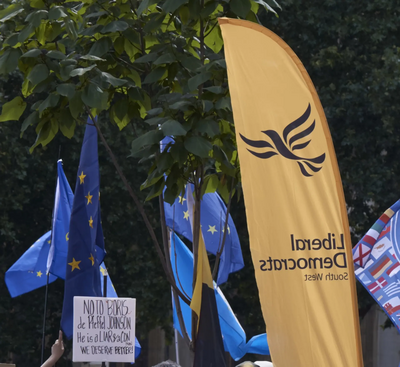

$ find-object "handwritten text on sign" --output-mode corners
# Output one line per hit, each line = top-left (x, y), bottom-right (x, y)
(73, 297), (136, 363)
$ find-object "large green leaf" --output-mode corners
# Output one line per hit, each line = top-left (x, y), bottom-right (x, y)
(100, 72), (127, 87)
(21, 49), (42, 58)
(131, 129), (164, 154)
(21, 111), (39, 134)
(0, 97), (27, 122)
(69, 65), (96, 77)
(30, 119), (58, 152)
(188, 72), (212, 91)
(101, 20), (129, 33)
(0, 48), (22, 74)
(59, 109), (75, 138)
(82, 84), (109, 111)
(161, 120), (187, 136)
(48, 6), (67, 20)
(89, 37), (112, 57)
(143, 67), (166, 84)
(57, 83), (75, 99)
(27, 64), (49, 86)
(184, 136), (212, 158)
(38, 94), (60, 116)
(163, 0), (189, 14)
(230, 0), (251, 17)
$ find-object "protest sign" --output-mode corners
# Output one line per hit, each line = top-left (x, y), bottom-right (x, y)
(73, 297), (136, 363)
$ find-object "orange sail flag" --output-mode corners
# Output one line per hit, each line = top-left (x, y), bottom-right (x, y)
(219, 18), (363, 367)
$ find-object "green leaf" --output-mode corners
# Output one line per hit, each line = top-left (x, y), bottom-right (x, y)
(162, 0), (189, 13)
(143, 67), (166, 84)
(145, 177), (165, 201)
(27, 64), (49, 86)
(69, 91), (83, 119)
(131, 129), (164, 153)
(204, 25), (223, 53)
(254, 0), (277, 14)
(4, 34), (20, 47)
(18, 24), (35, 43)
(59, 109), (75, 138)
(57, 83), (75, 99)
(38, 94), (60, 116)
(21, 49), (42, 58)
(100, 72), (127, 87)
(215, 97), (231, 111)
(134, 53), (158, 63)
(66, 19), (78, 40)
(154, 53), (176, 65)
(48, 6), (68, 20)
(170, 142), (187, 166)
(21, 111), (39, 134)
(230, 0), (251, 17)
(188, 72), (212, 91)
(169, 100), (192, 110)
(204, 86), (223, 94)
(30, 120), (58, 153)
(0, 4), (23, 21)
(89, 37), (112, 57)
(161, 120), (187, 136)
(0, 8), (24, 22)
(0, 48), (22, 74)
(184, 136), (212, 158)
(101, 20), (129, 33)
(25, 9), (48, 26)
(193, 118), (220, 137)
(143, 13), (166, 33)
(82, 84), (109, 111)
(147, 107), (163, 116)
(202, 174), (219, 194)
(80, 55), (106, 61)
(0, 97), (27, 122)
(145, 117), (167, 126)
(47, 50), (66, 59)
(69, 64), (96, 77)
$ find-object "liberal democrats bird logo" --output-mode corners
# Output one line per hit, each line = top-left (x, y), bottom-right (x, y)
(239, 104), (325, 177)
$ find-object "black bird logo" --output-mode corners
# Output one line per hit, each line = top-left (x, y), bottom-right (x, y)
(239, 104), (325, 177)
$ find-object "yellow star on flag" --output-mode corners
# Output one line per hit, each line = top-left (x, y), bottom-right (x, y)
(47, 240), (51, 244)
(183, 210), (189, 220)
(178, 196), (186, 204)
(68, 258), (81, 272)
(208, 225), (218, 235)
(78, 171), (86, 184)
(89, 253), (94, 266)
(66, 232), (69, 241)
(89, 216), (94, 228)
(222, 226), (231, 234)
(85, 191), (93, 205)
(100, 266), (107, 276)
(36, 271), (43, 277)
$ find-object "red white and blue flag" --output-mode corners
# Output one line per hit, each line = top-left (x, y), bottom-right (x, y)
(353, 200), (400, 331)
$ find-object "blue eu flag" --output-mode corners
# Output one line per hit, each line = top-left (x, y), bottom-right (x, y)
(164, 184), (244, 285)
(5, 232), (58, 297)
(61, 119), (105, 339)
(47, 160), (74, 279)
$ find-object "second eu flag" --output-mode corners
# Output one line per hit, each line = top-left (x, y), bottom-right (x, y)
(61, 118), (105, 339)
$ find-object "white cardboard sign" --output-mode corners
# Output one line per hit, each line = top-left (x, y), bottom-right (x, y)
(73, 297), (136, 363)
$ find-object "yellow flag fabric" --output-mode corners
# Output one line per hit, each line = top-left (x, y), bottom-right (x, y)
(219, 18), (363, 367)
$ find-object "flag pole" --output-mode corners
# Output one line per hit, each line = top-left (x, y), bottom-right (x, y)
(40, 273), (50, 365)
(42, 157), (61, 364)
(102, 267), (108, 367)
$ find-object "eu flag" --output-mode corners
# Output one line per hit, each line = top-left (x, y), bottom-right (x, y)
(61, 119), (105, 339)
(164, 184), (244, 285)
(46, 160), (74, 279)
(5, 232), (58, 297)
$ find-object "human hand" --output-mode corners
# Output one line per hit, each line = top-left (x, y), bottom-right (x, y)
(51, 330), (64, 362)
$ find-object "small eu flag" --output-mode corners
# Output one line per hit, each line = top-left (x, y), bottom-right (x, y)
(5, 232), (58, 297)
(47, 160), (74, 279)
(61, 118), (105, 339)
(164, 183), (244, 285)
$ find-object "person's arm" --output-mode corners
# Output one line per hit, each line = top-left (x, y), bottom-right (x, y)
(41, 330), (64, 367)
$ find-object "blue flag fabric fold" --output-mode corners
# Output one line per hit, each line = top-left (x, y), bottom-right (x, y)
(5, 232), (58, 297)
(47, 160), (74, 279)
(170, 232), (269, 360)
(164, 185), (244, 285)
(61, 120), (105, 339)
(353, 200), (400, 332)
